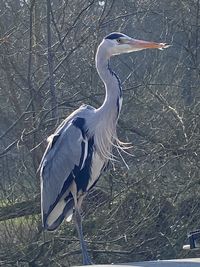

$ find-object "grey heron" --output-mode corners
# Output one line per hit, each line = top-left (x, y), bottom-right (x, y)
(39, 32), (169, 265)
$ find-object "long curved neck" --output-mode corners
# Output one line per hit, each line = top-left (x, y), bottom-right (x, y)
(95, 45), (122, 118)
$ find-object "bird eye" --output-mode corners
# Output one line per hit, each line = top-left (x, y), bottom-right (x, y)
(117, 38), (121, 43)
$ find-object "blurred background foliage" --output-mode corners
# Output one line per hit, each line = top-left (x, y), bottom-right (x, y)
(0, 0), (200, 266)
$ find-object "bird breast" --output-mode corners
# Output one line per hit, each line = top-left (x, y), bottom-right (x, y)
(93, 110), (118, 160)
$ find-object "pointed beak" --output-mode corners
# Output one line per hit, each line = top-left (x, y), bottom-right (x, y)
(127, 38), (171, 51)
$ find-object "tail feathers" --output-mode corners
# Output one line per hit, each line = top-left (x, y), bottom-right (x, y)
(43, 198), (74, 231)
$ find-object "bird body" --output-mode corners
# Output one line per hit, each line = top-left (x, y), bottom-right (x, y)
(40, 104), (112, 230)
(39, 32), (169, 264)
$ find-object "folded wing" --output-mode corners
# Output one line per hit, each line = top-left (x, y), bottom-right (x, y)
(40, 117), (89, 231)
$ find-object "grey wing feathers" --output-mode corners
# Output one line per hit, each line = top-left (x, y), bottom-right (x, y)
(40, 118), (87, 230)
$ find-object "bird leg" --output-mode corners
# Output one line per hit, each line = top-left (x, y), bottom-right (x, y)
(74, 208), (92, 265)
(70, 181), (92, 265)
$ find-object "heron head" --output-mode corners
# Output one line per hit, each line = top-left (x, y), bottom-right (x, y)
(102, 32), (170, 57)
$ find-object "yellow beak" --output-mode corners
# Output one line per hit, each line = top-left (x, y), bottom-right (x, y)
(128, 38), (171, 50)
